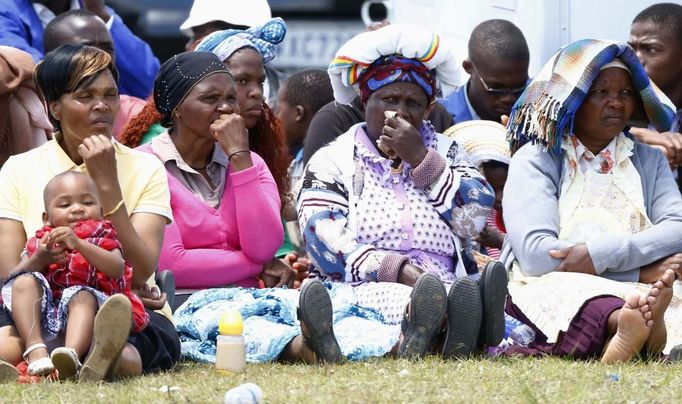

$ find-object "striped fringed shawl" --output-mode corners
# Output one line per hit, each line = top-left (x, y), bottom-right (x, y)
(507, 39), (676, 153)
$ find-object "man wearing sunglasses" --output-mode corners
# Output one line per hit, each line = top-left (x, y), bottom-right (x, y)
(440, 19), (529, 124)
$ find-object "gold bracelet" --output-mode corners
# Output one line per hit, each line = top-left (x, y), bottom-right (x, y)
(104, 199), (125, 217)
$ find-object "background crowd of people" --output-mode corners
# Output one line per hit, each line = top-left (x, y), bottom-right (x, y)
(0, 0), (681, 385)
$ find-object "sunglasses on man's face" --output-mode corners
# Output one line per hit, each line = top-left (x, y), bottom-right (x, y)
(472, 63), (527, 96)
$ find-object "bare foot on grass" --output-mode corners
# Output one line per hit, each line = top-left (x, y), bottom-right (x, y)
(601, 294), (652, 364)
(644, 269), (675, 355)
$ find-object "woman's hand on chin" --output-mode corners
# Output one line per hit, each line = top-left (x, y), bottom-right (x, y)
(640, 253), (682, 283)
(78, 134), (118, 188)
(549, 243), (596, 275)
(380, 115), (428, 167)
(210, 113), (249, 156)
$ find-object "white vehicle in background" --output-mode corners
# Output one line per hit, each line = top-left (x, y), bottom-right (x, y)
(361, 0), (666, 84)
(272, 19), (365, 71)
(269, 0), (366, 72)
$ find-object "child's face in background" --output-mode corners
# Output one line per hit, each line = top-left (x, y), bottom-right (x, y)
(45, 175), (103, 227)
(483, 165), (508, 211)
(276, 83), (305, 151)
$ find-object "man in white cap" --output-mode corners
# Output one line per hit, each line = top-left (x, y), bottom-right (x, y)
(180, 0), (271, 51)
(179, 0), (280, 105)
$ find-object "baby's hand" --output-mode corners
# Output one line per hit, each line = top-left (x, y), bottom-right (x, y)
(47, 226), (81, 251)
(33, 233), (67, 269)
(285, 252), (311, 273)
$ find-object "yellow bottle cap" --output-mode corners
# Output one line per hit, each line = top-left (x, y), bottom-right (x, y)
(218, 309), (243, 335)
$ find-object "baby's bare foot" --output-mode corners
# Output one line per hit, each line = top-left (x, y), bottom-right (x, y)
(645, 269), (675, 355)
(601, 294), (652, 364)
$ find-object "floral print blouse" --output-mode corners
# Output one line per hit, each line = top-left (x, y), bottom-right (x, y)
(297, 121), (494, 284)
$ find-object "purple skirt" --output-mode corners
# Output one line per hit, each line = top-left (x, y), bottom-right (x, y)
(503, 295), (624, 359)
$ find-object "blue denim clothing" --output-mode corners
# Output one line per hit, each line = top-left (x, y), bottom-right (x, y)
(1, 271), (109, 335)
(0, 0), (159, 98)
(174, 283), (400, 363)
(438, 83), (475, 125)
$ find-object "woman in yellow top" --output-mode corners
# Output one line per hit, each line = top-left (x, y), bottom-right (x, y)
(0, 44), (178, 382)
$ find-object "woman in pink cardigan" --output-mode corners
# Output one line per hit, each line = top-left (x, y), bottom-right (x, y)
(138, 51), (284, 308)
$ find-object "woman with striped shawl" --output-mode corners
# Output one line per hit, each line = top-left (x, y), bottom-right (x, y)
(501, 39), (682, 363)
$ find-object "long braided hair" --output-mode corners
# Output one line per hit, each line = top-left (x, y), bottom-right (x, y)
(250, 103), (290, 203)
(118, 96), (159, 148)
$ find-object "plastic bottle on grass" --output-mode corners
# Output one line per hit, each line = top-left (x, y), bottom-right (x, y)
(504, 313), (536, 347)
(216, 309), (246, 374)
(224, 383), (263, 404)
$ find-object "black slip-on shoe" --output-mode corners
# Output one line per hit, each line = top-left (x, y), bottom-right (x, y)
(398, 273), (447, 359)
(479, 261), (508, 347)
(297, 280), (343, 364)
(443, 277), (483, 359)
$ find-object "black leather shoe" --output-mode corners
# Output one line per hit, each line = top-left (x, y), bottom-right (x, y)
(443, 276), (483, 358)
(398, 273), (447, 358)
(478, 261), (508, 347)
(297, 280), (343, 364)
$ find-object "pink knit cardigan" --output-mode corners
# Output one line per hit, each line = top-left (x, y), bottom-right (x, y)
(139, 144), (283, 288)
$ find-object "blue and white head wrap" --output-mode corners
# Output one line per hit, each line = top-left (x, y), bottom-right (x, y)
(194, 17), (286, 64)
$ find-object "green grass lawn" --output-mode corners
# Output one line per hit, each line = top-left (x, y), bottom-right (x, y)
(3, 357), (682, 403)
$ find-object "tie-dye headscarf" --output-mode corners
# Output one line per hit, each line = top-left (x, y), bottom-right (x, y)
(357, 55), (437, 103)
(194, 17), (286, 63)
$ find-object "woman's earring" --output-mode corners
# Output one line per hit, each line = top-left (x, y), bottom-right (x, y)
(174, 110), (182, 120)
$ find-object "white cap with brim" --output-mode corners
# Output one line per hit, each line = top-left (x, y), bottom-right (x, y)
(599, 58), (631, 75)
(443, 121), (511, 168)
(179, 0), (272, 36)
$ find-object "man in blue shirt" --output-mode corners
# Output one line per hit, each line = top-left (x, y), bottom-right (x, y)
(0, 0), (159, 99)
(439, 19), (529, 125)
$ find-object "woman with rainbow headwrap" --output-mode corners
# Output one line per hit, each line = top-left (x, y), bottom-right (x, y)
(298, 23), (508, 357)
(500, 39), (682, 363)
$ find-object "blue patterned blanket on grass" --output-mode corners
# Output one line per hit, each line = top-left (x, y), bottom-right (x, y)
(173, 283), (400, 363)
